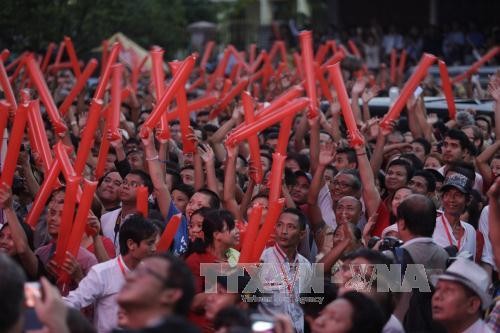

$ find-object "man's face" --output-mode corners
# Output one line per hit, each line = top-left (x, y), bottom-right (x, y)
(331, 174), (357, 203)
(432, 280), (480, 325)
(119, 174), (144, 203)
(127, 151), (145, 171)
(185, 192), (211, 221)
(117, 257), (170, 309)
(131, 234), (159, 261)
(291, 176), (310, 204)
(180, 168), (195, 186)
(319, 133), (333, 148)
(172, 190), (189, 214)
(411, 142), (427, 162)
(98, 171), (123, 203)
(0, 226), (15, 256)
(105, 154), (117, 174)
(197, 113), (209, 126)
(385, 165), (408, 192)
(335, 197), (361, 225)
(170, 124), (182, 144)
(442, 137), (465, 164)
(260, 156), (271, 174)
(408, 176), (429, 195)
(442, 188), (467, 217)
(47, 202), (64, 238)
(333, 153), (351, 171)
(311, 298), (353, 333)
(274, 213), (304, 250)
(285, 159), (301, 173)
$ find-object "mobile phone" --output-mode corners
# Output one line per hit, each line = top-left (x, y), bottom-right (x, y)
(251, 314), (275, 333)
(413, 86), (423, 99)
(24, 282), (43, 330)
(24, 282), (41, 308)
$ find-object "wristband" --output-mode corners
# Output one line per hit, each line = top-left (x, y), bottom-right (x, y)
(145, 155), (159, 161)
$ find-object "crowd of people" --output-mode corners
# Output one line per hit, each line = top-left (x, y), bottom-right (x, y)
(0, 29), (500, 333)
(307, 21), (500, 68)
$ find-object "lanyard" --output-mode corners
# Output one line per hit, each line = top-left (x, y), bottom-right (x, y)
(441, 215), (462, 250)
(117, 256), (128, 278)
(273, 248), (300, 298)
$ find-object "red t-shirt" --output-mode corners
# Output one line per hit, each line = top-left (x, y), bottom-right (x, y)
(86, 236), (116, 259)
(372, 201), (391, 237)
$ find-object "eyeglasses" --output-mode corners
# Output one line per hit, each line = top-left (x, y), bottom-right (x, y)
(332, 180), (353, 189)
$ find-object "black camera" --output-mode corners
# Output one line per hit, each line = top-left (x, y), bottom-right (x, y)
(379, 236), (404, 252)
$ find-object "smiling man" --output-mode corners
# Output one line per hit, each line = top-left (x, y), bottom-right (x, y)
(433, 172), (477, 259)
(101, 170), (154, 255)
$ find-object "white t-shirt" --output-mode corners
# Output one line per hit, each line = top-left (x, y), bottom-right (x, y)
(479, 206), (497, 271)
(433, 214), (476, 260)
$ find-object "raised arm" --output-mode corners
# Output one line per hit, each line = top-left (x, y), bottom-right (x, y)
(223, 144), (243, 221)
(142, 130), (171, 219)
(307, 144), (335, 233)
(361, 85), (379, 124)
(355, 143), (381, 217)
(198, 143), (218, 195)
(351, 78), (367, 126)
(488, 73), (500, 140)
(0, 182), (39, 278)
(476, 140), (500, 188)
(309, 115), (320, 174)
(487, 177), (500, 269)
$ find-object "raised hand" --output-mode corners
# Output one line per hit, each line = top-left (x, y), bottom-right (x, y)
(329, 100), (341, 117)
(198, 143), (215, 163)
(362, 85), (380, 104)
(488, 74), (500, 101)
(0, 182), (13, 209)
(379, 119), (397, 137)
(351, 78), (367, 96)
(140, 128), (155, 148)
(318, 144), (336, 166)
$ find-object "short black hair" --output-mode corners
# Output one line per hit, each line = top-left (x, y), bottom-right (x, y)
(159, 253), (195, 316)
(445, 128), (471, 151)
(445, 161), (476, 183)
(341, 291), (386, 333)
(128, 169), (154, 194)
(166, 168), (182, 187)
(412, 138), (431, 155)
(202, 209), (235, 248)
(400, 153), (424, 170)
(281, 207), (307, 231)
(397, 194), (437, 237)
(0, 254), (26, 332)
(197, 188), (221, 209)
(286, 153), (310, 172)
(413, 170), (437, 192)
(387, 159), (414, 182)
(172, 183), (195, 199)
(119, 214), (159, 255)
(336, 147), (357, 165)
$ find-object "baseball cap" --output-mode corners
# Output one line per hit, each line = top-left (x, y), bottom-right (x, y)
(440, 173), (472, 194)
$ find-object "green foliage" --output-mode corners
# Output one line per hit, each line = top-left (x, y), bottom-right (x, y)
(0, 0), (217, 56)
